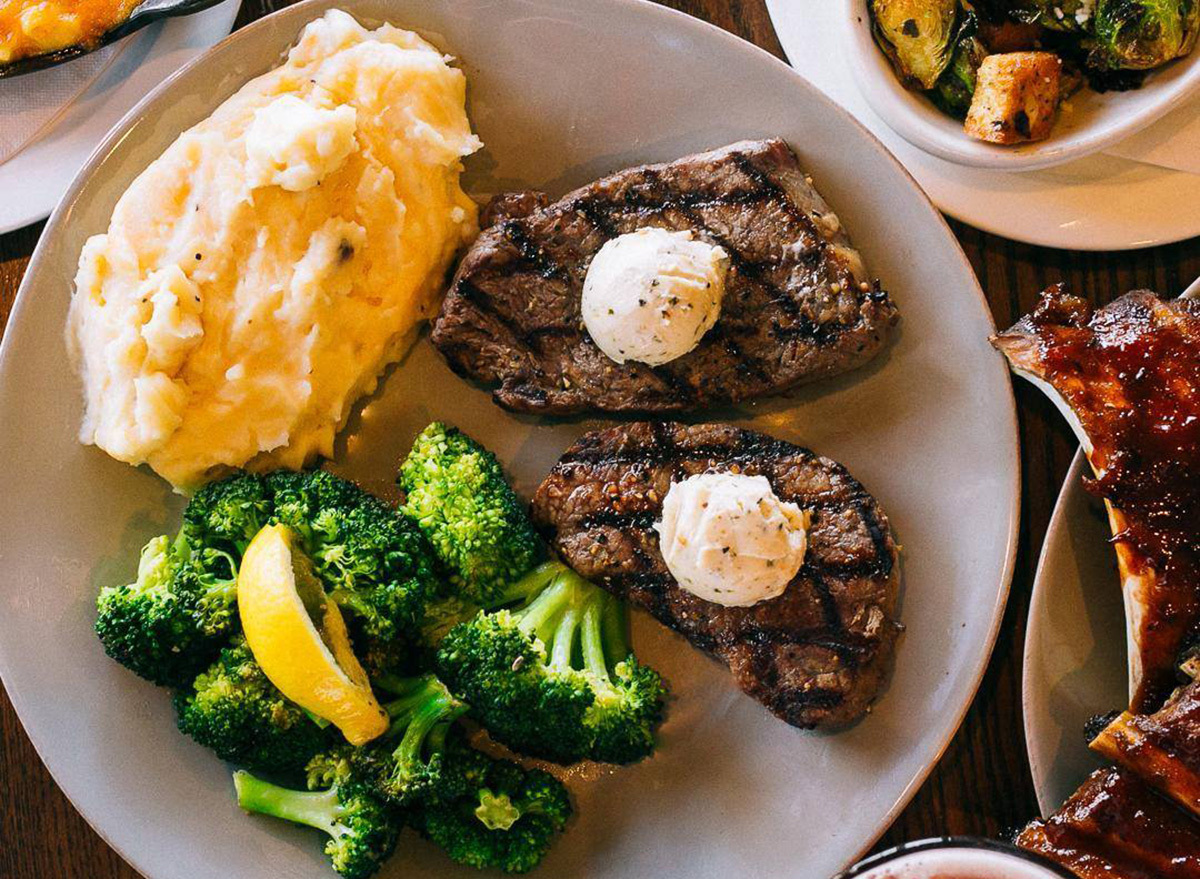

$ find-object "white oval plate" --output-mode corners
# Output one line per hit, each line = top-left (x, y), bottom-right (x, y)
(0, 0), (240, 236)
(1023, 450), (1127, 814)
(0, 1), (1020, 877)
(766, 0), (1200, 251)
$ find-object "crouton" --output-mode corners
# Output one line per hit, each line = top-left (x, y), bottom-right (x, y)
(964, 52), (1062, 145)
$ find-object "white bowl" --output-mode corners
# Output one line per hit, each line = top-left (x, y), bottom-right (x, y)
(839, 0), (1200, 171)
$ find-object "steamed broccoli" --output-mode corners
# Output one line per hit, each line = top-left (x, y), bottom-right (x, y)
(233, 768), (401, 879)
(413, 740), (572, 874)
(436, 561), (666, 764)
(174, 640), (331, 774)
(94, 531), (239, 688)
(266, 470), (435, 652)
(182, 474), (273, 554)
(399, 423), (543, 606)
(98, 469), (435, 687)
(344, 674), (470, 806)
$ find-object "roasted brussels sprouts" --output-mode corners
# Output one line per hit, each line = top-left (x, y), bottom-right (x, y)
(1090, 0), (1199, 69)
(931, 12), (990, 117)
(870, 0), (963, 89)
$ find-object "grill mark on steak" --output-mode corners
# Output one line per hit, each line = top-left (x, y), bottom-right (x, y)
(432, 139), (899, 415)
(498, 220), (567, 280)
(532, 422), (902, 729)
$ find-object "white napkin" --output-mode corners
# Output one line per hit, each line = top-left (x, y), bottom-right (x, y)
(1103, 99), (1200, 175)
(0, 40), (127, 165)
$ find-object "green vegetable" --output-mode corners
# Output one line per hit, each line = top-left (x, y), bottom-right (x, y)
(436, 561), (666, 764)
(399, 423), (543, 606)
(359, 674), (471, 806)
(301, 703), (570, 874)
(94, 531), (239, 688)
(233, 768), (401, 879)
(99, 470), (436, 685)
(182, 474), (273, 554)
(930, 11), (989, 117)
(1007, 0), (1095, 31)
(413, 740), (572, 874)
(870, 0), (962, 89)
(174, 640), (331, 774)
(1091, 0), (1199, 69)
(265, 470), (435, 657)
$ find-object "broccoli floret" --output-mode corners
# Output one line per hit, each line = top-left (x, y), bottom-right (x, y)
(97, 469), (436, 690)
(418, 567), (552, 649)
(174, 640), (331, 774)
(183, 474), (273, 554)
(266, 470), (434, 650)
(95, 531), (239, 688)
(348, 674), (470, 806)
(436, 562), (666, 764)
(233, 768), (401, 879)
(399, 423), (543, 606)
(413, 740), (571, 874)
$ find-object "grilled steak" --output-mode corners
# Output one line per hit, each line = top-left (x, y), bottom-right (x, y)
(531, 422), (901, 729)
(432, 139), (898, 415)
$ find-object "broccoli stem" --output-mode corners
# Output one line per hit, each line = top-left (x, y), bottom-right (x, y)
(498, 560), (560, 608)
(474, 789), (522, 831)
(601, 592), (629, 667)
(378, 675), (466, 763)
(515, 564), (627, 679)
(513, 573), (573, 642)
(234, 770), (342, 837)
(580, 591), (610, 681)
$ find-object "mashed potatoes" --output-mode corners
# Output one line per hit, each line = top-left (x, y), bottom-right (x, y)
(67, 10), (480, 490)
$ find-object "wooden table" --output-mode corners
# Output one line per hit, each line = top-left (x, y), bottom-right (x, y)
(2, 1), (1197, 875)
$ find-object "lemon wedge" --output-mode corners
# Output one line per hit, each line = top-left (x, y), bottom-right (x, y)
(237, 523), (388, 745)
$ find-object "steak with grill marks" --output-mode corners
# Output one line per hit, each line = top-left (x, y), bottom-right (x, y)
(531, 422), (902, 729)
(431, 139), (899, 415)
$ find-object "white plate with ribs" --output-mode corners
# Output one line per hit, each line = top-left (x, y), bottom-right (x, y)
(0, 1), (1020, 877)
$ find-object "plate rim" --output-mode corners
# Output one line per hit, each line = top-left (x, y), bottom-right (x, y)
(0, 0), (1022, 873)
(1022, 447), (1087, 816)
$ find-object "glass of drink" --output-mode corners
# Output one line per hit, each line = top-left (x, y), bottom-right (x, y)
(838, 838), (1077, 879)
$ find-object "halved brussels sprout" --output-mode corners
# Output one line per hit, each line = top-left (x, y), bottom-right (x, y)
(871, 0), (962, 89)
(930, 14), (989, 118)
(1091, 0), (1199, 69)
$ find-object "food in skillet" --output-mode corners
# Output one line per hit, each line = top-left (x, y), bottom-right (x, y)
(67, 10), (480, 490)
(992, 286), (1200, 713)
(94, 426), (670, 876)
(532, 421), (902, 729)
(0, 0), (138, 64)
(870, 0), (1200, 144)
(431, 139), (898, 415)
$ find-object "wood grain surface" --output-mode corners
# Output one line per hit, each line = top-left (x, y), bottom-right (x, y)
(1, 1), (1198, 876)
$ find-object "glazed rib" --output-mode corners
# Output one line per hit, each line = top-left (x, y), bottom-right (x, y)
(1092, 677), (1200, 819)
(1016, 768), (1200, 879)
(992, 287), (1200, 712)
